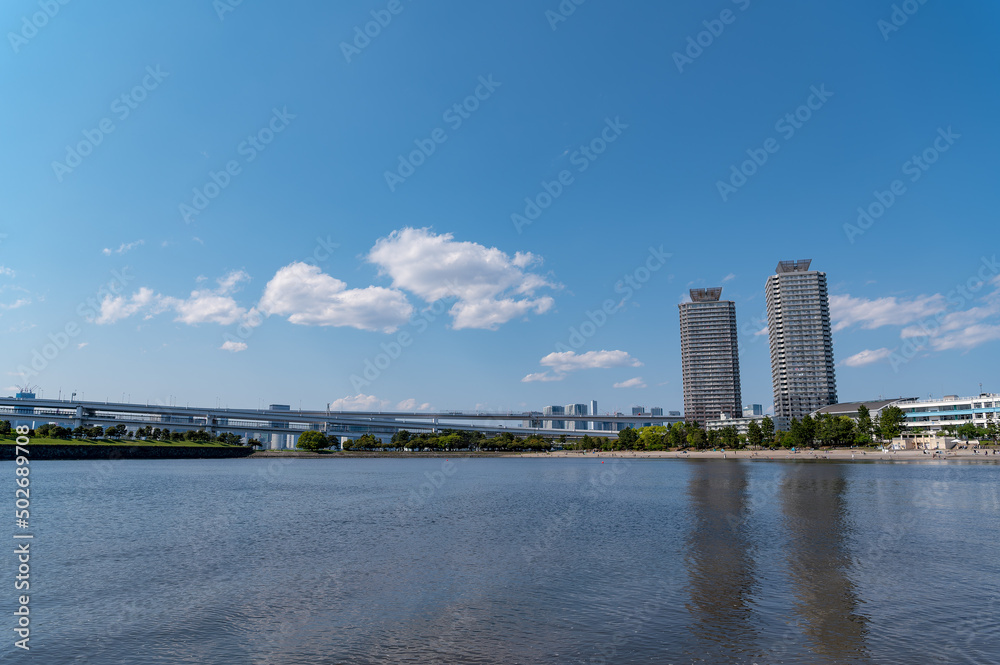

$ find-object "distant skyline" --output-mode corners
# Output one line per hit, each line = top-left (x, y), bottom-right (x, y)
(2, 1), (999, 414)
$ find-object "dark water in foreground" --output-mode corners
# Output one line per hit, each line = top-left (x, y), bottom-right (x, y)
(6, 457), (1000, 664)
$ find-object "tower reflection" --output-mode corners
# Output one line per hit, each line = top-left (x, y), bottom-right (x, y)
(685, 461), (758, 658)
(781, 463), (870, 661)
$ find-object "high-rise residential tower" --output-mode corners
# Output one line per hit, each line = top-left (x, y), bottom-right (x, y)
(678, 287), (742, 425)
(765, 260), (837, 420)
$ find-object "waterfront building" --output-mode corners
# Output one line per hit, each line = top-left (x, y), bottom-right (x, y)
(814, 393), (1000, 435)
(744, 404), (764, 416)
(901, 393), (1000, 432)
(765, 260), (837, 420)
(679, 287), (742, 425)
(706, 414), (790, 435)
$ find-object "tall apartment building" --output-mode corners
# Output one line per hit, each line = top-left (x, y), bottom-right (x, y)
(765, 260), (837, 420)
(678, 287), (742, 425)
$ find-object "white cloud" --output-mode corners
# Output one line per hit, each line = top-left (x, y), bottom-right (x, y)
(754, 326), (768, 336)
(396, 398), (433, 411)
(0, 298), (30, 310)
(540, 349), (642, 373)
(613, 377), (646, 389)
(842, 348), (893, 367)
(216, 269), (250, 295)
(258, 262), (413, 333)
(329, 394), (390, 411)
(220, 340), (248, 352)
(102, 240), (144, 256)
(0, 266), (14, 277)
(161, 292), (246, 325)
(367, 227), (557, 330)
(521, 371), (563, 383)
(523, 349), (642, 382)
(721, 273), (736, 283)
(830, 293), (946, 332)
(96, 288), (156, 324)
(77, 342), (89, 349)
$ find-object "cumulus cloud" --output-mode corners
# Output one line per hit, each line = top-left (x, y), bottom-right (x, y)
(830, 293), (946, 332)
(367, 227), (557, 330)
(613, 377), (646, 389)
(523, 349), (643, 382)
(258, 262), (413, 333)
(396, 398), (433, 411)
(96, 288), (157, 324)
(102, 240), (144, 256)
(841, 348), (892, 367)
(329, 394), (390, 411)
(540, 350), (642, 373)
(220, 340), (248, 352)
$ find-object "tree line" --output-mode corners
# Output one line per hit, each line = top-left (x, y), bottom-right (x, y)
(1, 421), (257, 447)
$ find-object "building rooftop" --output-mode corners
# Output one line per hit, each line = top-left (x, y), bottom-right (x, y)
(775, 259), (812, 274)
(812, 398), (916, 416)
(688, 287), (723, 302)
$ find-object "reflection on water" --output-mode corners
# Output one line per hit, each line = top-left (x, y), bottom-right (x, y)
(20, 458), (1000, 664)
(685, 461), (758, 659)
(782, 463), (870, 662)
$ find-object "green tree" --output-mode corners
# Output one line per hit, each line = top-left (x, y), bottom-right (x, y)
(720, 426), (739, 449)
(956, 422), (979, 441)
(876, 406), (906, 443)
(747, 420), (763, 449)
(617, 427), (639, 449)
(667, 422), (686, 448)
(246, 438), (262, 449)
(296, 430), (330, 451)
(985, 412), (1000, 446)
(391, 430), (411, 447)
(0, 420), (11, 436)
(761, 416), (775, 446)
(856, 405), (873, 445)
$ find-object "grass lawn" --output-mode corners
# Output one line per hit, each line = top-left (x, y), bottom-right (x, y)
(0, 436), (243, 448)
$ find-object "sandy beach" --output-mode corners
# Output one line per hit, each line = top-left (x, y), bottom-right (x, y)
(518, 448), (1000, 461)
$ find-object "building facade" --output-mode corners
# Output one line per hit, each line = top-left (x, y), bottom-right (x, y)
(706, 414), (790, 435)
(765, 260), (837, 420)
(679, 287), (742, 425)
(901, 394), (1000, 432)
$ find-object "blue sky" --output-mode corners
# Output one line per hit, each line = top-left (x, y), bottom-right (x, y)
(2, 0), (998, 414)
